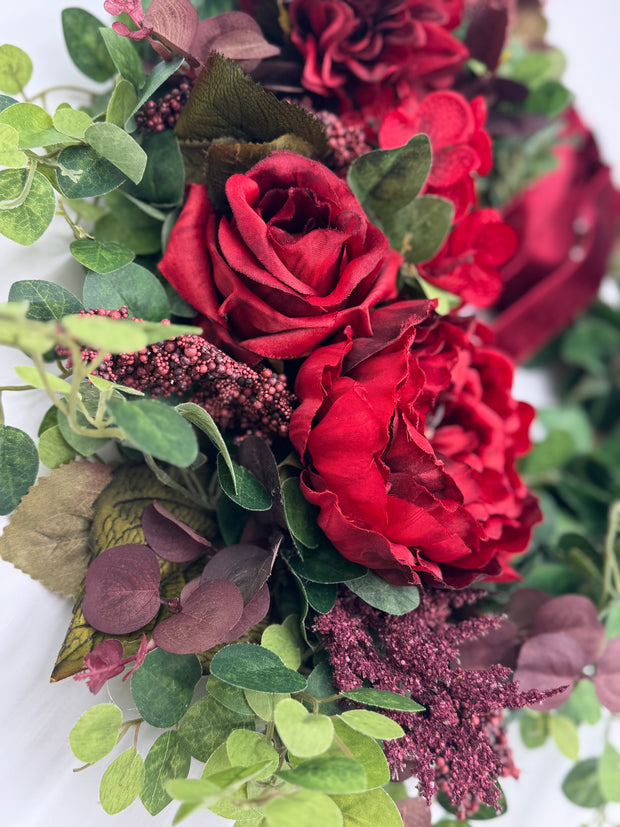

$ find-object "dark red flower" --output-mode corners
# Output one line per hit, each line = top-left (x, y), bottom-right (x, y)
(288, 0), (468, 106)
(289, 301), (540, 587)
(419, 208), (517, 307)
(159, 152), (401, 362)
(493, 108), (620, 362)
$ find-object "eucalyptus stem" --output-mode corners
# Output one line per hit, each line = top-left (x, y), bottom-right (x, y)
(602, 501), (620, 602)
(55, 198), (92, 241)
(0, 160), (37, 209)
(144, 454), (209, 508)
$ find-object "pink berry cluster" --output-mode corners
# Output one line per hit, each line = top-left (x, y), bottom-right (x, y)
(135, 80), (192, 132)
(63, 307), (295, 440)
(316, 109), (372, 176)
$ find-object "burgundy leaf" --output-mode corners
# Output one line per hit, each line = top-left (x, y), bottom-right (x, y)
(594, 637), (620, 713)
(83, 545), (161, 634)
(464, 6), (508, 71)
(532, 594), (606, 664)
(142, 501), (211, 562)
(225, 582), (270, 642)
(506, 588), (551, 635)
(200, 543), (274, 603)
(180, 576), (202, 603)
(144, 0), (198, 55)
(191, 12), (279, 70)
(458, 619), (520, 670)
(76, 639), (125, 694)
(514, 631), (587, 710)
(153, 579), (244, 654)
(123, 633), (152, 682)
(397, 797), (432, 827)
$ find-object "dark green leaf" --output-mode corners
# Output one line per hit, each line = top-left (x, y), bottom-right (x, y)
(99, 26), (145, 89)
(305, 659), (340, 715)
(206, 675), (255, 717)
(178, 694), (254, 762)
(83, 262), (170, 321)
(345, 570), (419, 615)
(141, 730), (192, 815)
(107, 397), (199, 467)
(215, 488), (248, 545)
(0, 168), (56, 245)
(524, 80), (572, 118)
(132, 56), (184, 119)
(37, 405), (59, 436)
(131, 648), (202, 728)
(384, 194), (454, 263)
(282, 476), (321, 548)
(56, 145), (127, 198)
(95, 190), (162, 255)
(276, 758), (367, 794)
(209, 643), (307, 694)
(340, 688), (424, 713)
(0, 425), (39, 514)
(304, 581), (337, 614)
(519, 712), (548, 748)
(217, 454), (271, 511)
(61, 8), (116, 82)
(562, 759), (606, 808)
(85, 122), (147, 184)
(560, 680), (601, 726)
(0, 95), (18, 113)
(70, 239), (134, 274)
(124, 131), (185, 205)
(287, 538), (367, 584)
(8, 279), (82, 320)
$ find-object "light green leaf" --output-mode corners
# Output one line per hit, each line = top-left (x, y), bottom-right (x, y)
(70, 238), (134, 274)
(345, 571), (419, 615)
(68, 703), (123, 763)
(0, 168), (55, 245)
(0, 122), (27, 167)
(85, 122), (147, 184)
(226, 730), (278, 781)
(61, 8), (116, 82)
(88, 374), (144, 396)
(100, 747), (145, 814)
(549, 715), (579, 761)
(56, 408), (109, 457)
(61, 313), (199, 353)
(384, 194), (454, 264)
(99, 27), (145, 89)
(0, 45), (32, 94)
(244, 689), (289, 722)
(0, 102), (65, 148)
(53, 104), (92, 140)
(264, 789), (343, 827)
(38, 425), (76, 469)
(339, 710), (404, 741)
(606, 601), (620, 638)
(141, 730), (192, 816)
(519, 711), (549, 748)
(599, 743), (620, 802)
(331, 788), (403, 827)
(327, 718), (390, 789)
(274, 698), (334, 758)
(106, 78), (139, 128)
(178, 694), (254, 763)
(276, 758), (368, 794)
(175, 402), (236, 491)
(261, 619), (302, 670)
(14, 364), (71, 394)
(0, 424), (39, 514)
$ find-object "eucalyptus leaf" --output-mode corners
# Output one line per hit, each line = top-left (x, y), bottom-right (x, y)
(0, 168), (55, 245)
(70, 239), (134, 274)
(8, 279), (82, 320)
(209, 643), (307, 694)
(61, 314), (199, 353)
(0, 94), (18, 113)
(0, 425), (39, 514)
(0, 123), (26, 167)
(85, 122), (147, 184)
(83, 262), (170, 321)
(276, 757), (368, 794)
(61, 8), (116, 82)
(598, 743), (620, 803)
(100, 748), (145, 814)
(178, 694), (254, 762)
(14, 365), (71, 394)
(124, 130), (185, 205)
(38, 425), (76, 469)
(106, 78), (139, 128)
(131, 649), (202, 728)
(549, 715), (579, 760)
(519, 712), (548, 748)
(384, 195), (454, 263)
(288, 538), (366, 584)
(562, 759), (606, 808)
(68, 703), (122, 763)
(274, 698), (334, 758)
(345, 571), (419, 615)
(206, 676), (255, 717)
(0, 102), (65, 148)
(141, 730), (192, 816)
(56, 145), (127, 198)
(99, 26), (145, 89)
(0, 45), (32, 95)
(52, 105), (92, 140)
(263, 789), (343, 827)
(175, 403), (236, 489)
(339, 688), (424, 713)
(331, 788), (403, 827)
(339, 710), (404, 741)
(57, 409), (109, 457)
(132, 56), (185, 118)
(282, 476), (322, 548)
(217, 455), (271, 511)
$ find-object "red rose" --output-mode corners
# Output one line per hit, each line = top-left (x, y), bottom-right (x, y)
(159, 152), (401, 362)
(493, 109), (620, 362)
(289, 301), (540, 587)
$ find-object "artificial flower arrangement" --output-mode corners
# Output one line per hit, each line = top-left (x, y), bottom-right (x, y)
(1, 0), (619, 825)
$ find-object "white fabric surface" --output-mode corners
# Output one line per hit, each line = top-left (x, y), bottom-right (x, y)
(1, 2), (619, 825)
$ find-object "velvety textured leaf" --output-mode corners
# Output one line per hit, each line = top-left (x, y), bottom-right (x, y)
(276, 757), (367, 794)
(217, 454), (271, 511)
(144, 0), (198, 57)
(69, 702), (123, 763)
(209, 643), (307, 693)
(304, 581), (337, 614)
(100, 748), (145, 814)
(225, 729), (278, 780)
(143, 501), (211, 562)
(0, 424), (39, 515)
(82, 544), (162, 634)
(53, 104), (92, 140)
(593, 637), (620, 713)
(533, 594), (606, 664)
(205, 676), (254, 717)
(131, 648), (202, 727)
(106, 78), (139, 128)
(200, 543), (273, 602)
(514, 632), (585, 710)
(345, 571), (419, 615)
(224, 583), (270, 643)
(62, 8), (116, 82)
(83, 262), (170, 321)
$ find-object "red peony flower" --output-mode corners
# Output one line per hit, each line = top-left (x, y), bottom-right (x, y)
(419, 208), (518, 307)
(379, 91), (492, 219)
(289, 301), (540, 587)
(158, 152), (401, 362)
(288, 0), (468, 105)
(493, 109), (620, 362)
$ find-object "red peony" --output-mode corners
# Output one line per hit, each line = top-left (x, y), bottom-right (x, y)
(288, 0), (468, 105)
(289, 301), (540, 587)
(493, 109), (620, 362)
(158, 152), (401, 362)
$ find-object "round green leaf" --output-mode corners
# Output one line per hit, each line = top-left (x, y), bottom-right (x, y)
(331, 788), (403, 827)
(274, 698), (334, 758)
(85, 122), (147, 184)
(70, 239), (134, 274)
(244, 689), (289, 722)
(0, 94), (17, 113)
(178, 694), (254, 763)
(276, 757), (368, 794)
(141, 730), (192, 816)
(0, 45), (32, 94)
(226, 730), (278, 780)
(38, 425), (76, 469)
(52, 105), (92, 140)
(0, 102), (65, 148)
(209, 643), (307, 694)
(206, 676), (255, 717)
(519, 712), (549, 748)
(57, 409), (109, 457)
(124, 130), (185, 205)
(599, 743), (620, 803)
(345, 571), (419, 615)
(339, 688), (424, 713)
(107, 397), (198, 467)
(8, 279), (83, 320)
(83, 262), (170, 321)
(562, 758), (606, 808)
(68, 703), (122, 763)
(339, 710), (404, 741)
(106, 78), (139, 128)
(56, 145), (126, 199)
(0, 424), (39, 514)
(100, 747), (145, 814)
(261, 621), (302, 670)
(549, 715), (579, 761)
(327, 718), (390, 790)
(217, 454), (271, 512)
(0, 168), (55, 245)
(99, 27), (145, 89)
(61, 8), (116, 82)
(264, 789), (343, 827)
(131, 648), (202, 728)
(0, 122), (26, 167)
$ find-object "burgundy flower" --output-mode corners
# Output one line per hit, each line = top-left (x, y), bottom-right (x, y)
(289, 301), (540, 587)
(159, 152), (401, 362)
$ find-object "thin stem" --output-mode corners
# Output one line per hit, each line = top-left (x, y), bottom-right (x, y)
(0, 384), (38, 392)
(602, 501), (620, 602)
(26, 84), (96, 104)
(0, 161), (37, 209)
(55, 199), (92, 241)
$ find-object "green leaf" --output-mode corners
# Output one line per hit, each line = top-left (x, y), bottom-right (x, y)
(175, 402), (236, 488)
(347, 135), (432, 225)
(0, 123), (27, 167)
(61, 313), (199, 353)
(339, 687), (424, 713)
(106, 78), (139, 128)
(562, 759), (606, 808)
(178, 694), (254, 762)
(0, 425), (39, 515)
(131, 56), (185, 119)
(38, 405), (59, 436)
(0, 45), (32, 94)
(52, 104), (92, 140)
(141, 730), (192, 816)
(274, 698), (334, 758)
(0, 102), (65, 148)
(206, 676), (254, 717)
(209, 643), (307, 694)
(56, 408), (109, 457)
(0, 168), (55, 245)
(83, 262), (170, 321)
(345, 571), (419, 615)
(339, 710), (404, 741)
(524, 80), (572, 118)
(124, 130), (185, 205)
(384, 194), (454, 263)
(14, 365), (71, 395)
(277, 757), (368, 794)
(38, 425), (76, 469)
(0, 94), (17, 113)
(56, 145), (127, 198)
(263, 789), (343, 827)
(304, 581), (337, 614)
(100, 747), (145, 814)
(9, 279), (83, 320)
(70, 239), (134, 274)
(606, 600), (620, 639)
(326, 718), (390, 790)
(519, 712), (549, 748)
(199, 742), (253, 822)
(61, 8), (116, 82)
(282, 476), (322, 548)
(131, 649), (202, 728)
(538, 406), (594, 455)
(99, 27), (145, 89)
(226, 730), (278, 781)
(549, 715), (579, 760)
(261, 619), (302, 670)
(599, 743), (620, 802)
(85, 122), (147, 184)
(218, 454), (271, 511)
(95, 190), (162, 254)
(244, 689), (289, 722)
(68, 703), (122, 763)
(331, 788), (403, 827)
(560, 680), (601, 726)
(288, 538), (366, 584)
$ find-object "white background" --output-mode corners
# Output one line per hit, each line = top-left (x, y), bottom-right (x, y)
(1, 2), (619, 825)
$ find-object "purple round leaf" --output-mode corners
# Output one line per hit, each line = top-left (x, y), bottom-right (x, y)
(532, 594), (606, 664)
(594, 637), (620, 713)
(458, 619), (520, 670)
(397, 797), (432, 827)
(153, 579), (244, 654)
(506, 588), (552, 635)
(200, 543), (273, 602)
(514, 631), (587, 710)
(225, 582), (270, 642)
(142, 501), (211, 562)
(83, 545), (161, 634)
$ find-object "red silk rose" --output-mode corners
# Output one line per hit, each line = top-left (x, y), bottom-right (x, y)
(158, 152), (401, 362)
(493, 109), (620, 362)
(289, 301), (540, 587)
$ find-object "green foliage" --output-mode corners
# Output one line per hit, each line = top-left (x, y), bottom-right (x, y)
(327, 718), (390, 789)
(124, 131), (185, 205)
(94, 190), (163, 254)
(560, 680), (601, 726)
(0, 45), (32, 94)
(338, 710), (404, 741)
(38, 424), (76, 469)
(261, 617), (302, 670)
(131, 649), (202, 728)
(206, 676), (255, 717)
(519, 711), (549, 748)
(56, 145), (127, 198)
(83, 262), (170, 321)
(598, 743), (620, 803)
(209, 643), (308, 694)
(562, 758), (606, 808)
(274, 698), (334, 758)
(8, 279), (82, 320)
(339, 687), (424, 713)
(53, 104), (92, 140)
(217, 454), (271, 511)
(99, 27), (145, 89)
(100, 747), (145, 814)
(70, 239), (134, 274)
(68, 703), (122, 764)
(61, 8), (116, 82)
(178, 694), (254, 762)
(226, 730), (279, 780)
(331, 788), (404, 827)
(14, 364), (70, 394)
(0, 102), (65, 148)
(263, 789), (343, 827)
(61, 313), (199, 353)
(0, 123), (27, 167)
(141, 731), (192, 815)
(0, 425), (39, 514)
(0, 168), (56, 245)
(106, 78), (139, 128)
(276, 758), (368, 794)
(288, 537), (366, 584)
(345, 570), (419, 615)
(84, 122), (147, 184)
(549, 715), (579, 761)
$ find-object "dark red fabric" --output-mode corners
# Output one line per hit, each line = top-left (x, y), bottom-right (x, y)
(290, 302), (540, 588)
